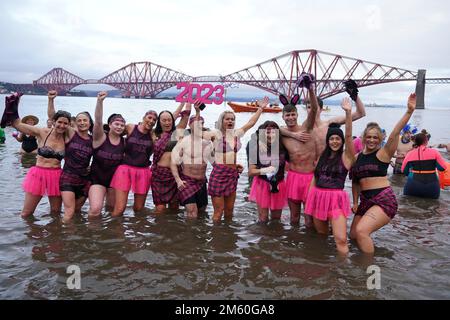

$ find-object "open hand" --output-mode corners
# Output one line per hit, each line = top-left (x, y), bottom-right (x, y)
(341, 97), (352, 112)
(407, 93), (416, 113)
(256, 96), (269, 109)
(176, 179), (187, 191)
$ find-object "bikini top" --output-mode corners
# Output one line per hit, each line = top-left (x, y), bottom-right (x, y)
(37, 129), (65, 161)
(217, 136), (242, 153)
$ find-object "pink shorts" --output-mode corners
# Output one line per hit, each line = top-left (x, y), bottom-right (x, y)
(22, 166), (62, 197)
(305, 186), (351, 221)
(285, 170), (314, 203)
(110, 164), (152, 195)
(249, 176), (288, 210)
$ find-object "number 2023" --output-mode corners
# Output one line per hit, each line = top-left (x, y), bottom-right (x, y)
(176, 83), (225, 105)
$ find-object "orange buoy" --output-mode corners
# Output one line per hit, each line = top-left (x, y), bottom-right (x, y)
(438, 162), (450, 189)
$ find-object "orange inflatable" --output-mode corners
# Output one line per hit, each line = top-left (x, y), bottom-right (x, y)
(438, 162), (450, 189)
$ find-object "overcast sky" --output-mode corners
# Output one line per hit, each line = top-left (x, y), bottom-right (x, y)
(1, 0), (449, 106)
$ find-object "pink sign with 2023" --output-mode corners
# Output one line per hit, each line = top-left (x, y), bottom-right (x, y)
(175, 82), (225, 105)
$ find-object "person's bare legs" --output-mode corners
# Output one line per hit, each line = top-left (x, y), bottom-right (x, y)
(350, 215), (363, 240)
(62, 191), (76, 223)
(105, 188), (116, 212)
(223, 192), (236, 221)
(288, 199), (301, 225)
(354, 206), (390, 254)
(258, 206), (269, 223)
(21, 193), (42, 218)
(185, 203), (199, 219)
(88, 185), (107, 219)
(112, 189), (129, 217)
(48, 196), (62, 215)
(331, 214), (349, 255)
(133, 194), (147, 213)
(212, 196), (225, 223)
(313, 217), (329, 234)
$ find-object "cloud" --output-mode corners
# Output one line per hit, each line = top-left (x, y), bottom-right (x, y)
(1, 0), (450, 105)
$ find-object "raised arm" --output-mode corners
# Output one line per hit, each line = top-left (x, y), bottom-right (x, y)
(328, 96), (366, 124)
(238, 96), (268, 134)
(172, 102), (185, 120)
(175, 103), (192, 132)
(47, 90), (57, 120)
(93, 91), (107, 146)
(12, 118), (42, 137)
(305, 88), (318, 132)
(341, 98), (356, 166)
(379, 93), (416, 161)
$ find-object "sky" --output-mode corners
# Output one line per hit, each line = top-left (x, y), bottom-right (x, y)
(1, 0), (450, 106)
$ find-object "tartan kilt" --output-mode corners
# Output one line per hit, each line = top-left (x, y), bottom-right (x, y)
(356, 186), (398, 219)
(207, 163), (239, 197)
(178, 173), (207, 203)
(151, 165), (178, 205)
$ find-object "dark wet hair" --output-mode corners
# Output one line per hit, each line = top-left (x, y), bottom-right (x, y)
(155, 110), (176, 136)
(413, 133), (429, 147)
(53, 110), (72, 122)
(76, 111), (94, 133)
(314, 123), (344, 181)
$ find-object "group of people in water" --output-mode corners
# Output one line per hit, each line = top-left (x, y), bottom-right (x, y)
(1, 74), (448, 255)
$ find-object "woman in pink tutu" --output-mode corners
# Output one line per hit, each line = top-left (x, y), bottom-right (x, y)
(305, 98), (356, 255)
(47, 91), (94, 223)
(4, 93), (71, 218)
(111, 102), (187, 217)
(248, 121), (288, 223)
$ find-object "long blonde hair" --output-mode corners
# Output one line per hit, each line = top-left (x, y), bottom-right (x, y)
(216, 111), (235, 132)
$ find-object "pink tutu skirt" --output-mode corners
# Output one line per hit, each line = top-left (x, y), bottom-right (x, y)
(305, 186), (351, 221)
(285, 170), (314, 203)
(249, 176), (288, 210)
(110, 164), (152, 195)
(22, 166), (62, 196)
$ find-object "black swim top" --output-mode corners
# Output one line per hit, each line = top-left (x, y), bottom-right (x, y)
(21, 134), (38, 153)
(37, 129), (65, 161)
(351, 150), (389, 181)
(315, 156), (348, 189)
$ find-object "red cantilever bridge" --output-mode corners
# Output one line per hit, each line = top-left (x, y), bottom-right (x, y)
(10, 49), (450, 108)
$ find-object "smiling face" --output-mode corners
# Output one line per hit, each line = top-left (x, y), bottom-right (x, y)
(282, 110), (298, 128)
(54, 117), (70, 134)
(364, 128), (382, 151)
(109, 120), (125, 136)
(159, 112), (173, 133)
(142, 113), (157, 131)
(76, 113), (91, 132)
(328, 135), (343, 152)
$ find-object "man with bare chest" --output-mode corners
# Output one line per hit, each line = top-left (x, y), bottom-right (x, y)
(280, 79), (319, 226)
(305, 81), (366, 158)
(171, 107), (213, 218)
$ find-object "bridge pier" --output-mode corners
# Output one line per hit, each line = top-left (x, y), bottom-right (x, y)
(415, 69), (426, 109)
